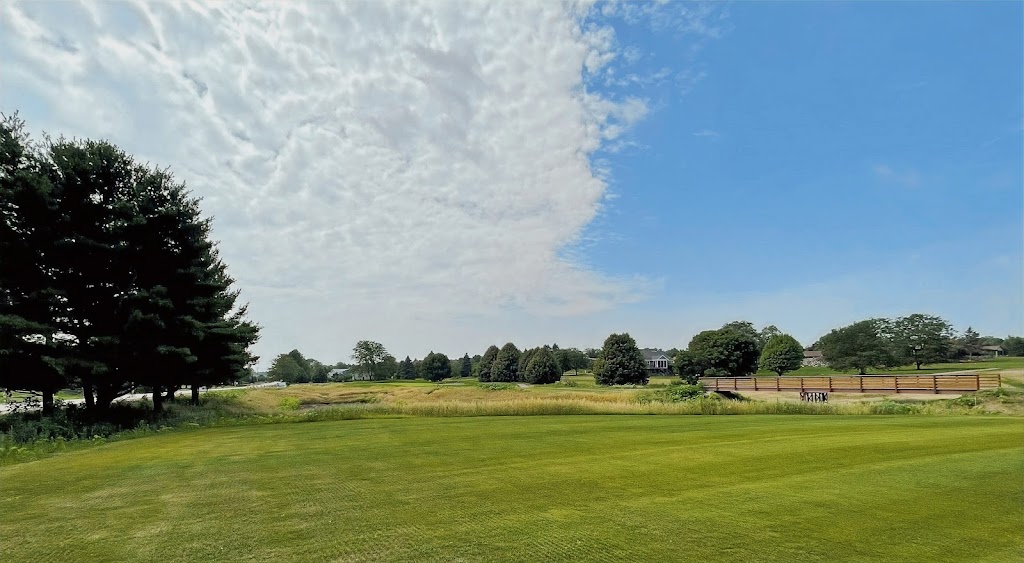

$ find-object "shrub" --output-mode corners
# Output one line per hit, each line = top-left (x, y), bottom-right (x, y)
(279, 397), (301, 410)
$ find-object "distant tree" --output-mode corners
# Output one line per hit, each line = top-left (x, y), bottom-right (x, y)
(556, 347), (591, 375)
(672, 350), (710, 384)
(268, 354), (308, 383)
(459, 353), (473, 378)
(888, 314), (954, 369)
(818, 319), (897, 375)
(524, 347), (561, 384)
(584, 348), (601, 359)
(1002, 336), (1024, 357)
(308, 359), (330, 383)
(722, 321), (760, 348)
(399, 356), (417, 379)
(757, 325), (782, 350)
(352, 340), (389, 379)
(421, 352), (451, 382)
(518, 347), (538, 376)
(378, 354), (398, 379)
(688, 327), (760, 377)
(286, 350), (313, 379)
(959, 327), (982, 359)
(759, 334), (804, 377)
(490, 343), (521, 382)
(595, 333), (647, 386)
(979, 336), (1004, 346)
(477, 345), (499, 382)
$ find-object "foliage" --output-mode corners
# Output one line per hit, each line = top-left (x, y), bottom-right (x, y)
(378, 355), (399, 380)
(420, 352), (452, 382)
(268, 354), (309, 384)
(886, 314), (954, 369)
(687, 325), (760, 377)
(818, 319), (897, 374)
(0, 114), (259, 415)
(399, 356), (417, 380)
(1003, 336), (1024, 357)
(958, 326), (982, 358)
(594, 333), (647, 386)
(672, 350), (709, 384)
(523, 347), (561, 384)
(759, 334), (804, 376)
(351, 341), (389, 380)
(490, 343), (521, 383)
(555, 347), (591, 375)
(477, 345), (499, 382)
(459, 354), (473, 379)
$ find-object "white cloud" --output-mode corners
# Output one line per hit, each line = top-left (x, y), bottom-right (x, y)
(0, 0), (671, 365)
(692, 129), (720, 139)
(872, 163), (922, 188)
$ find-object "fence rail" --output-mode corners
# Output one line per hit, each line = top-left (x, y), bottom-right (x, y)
(698, 374), (1001, 394)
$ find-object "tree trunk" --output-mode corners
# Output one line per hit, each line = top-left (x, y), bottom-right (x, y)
(95, 385), (117, 412)
(83, 383), (95, 409)
(191, 385), (200, 405)
(859, 368), (866, 375)
(915, 361), (922, 370)
(42, 389), (55, 416)
(152, 385), (164, 415)
(163, 386), (176, 402)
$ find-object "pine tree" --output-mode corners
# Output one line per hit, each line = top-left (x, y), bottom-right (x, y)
(490, 343), (521, 382)
(459, 353), (472, 378)
(477, 345), (499, 382)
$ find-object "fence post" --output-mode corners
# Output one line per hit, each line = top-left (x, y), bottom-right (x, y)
(754, 378), (758, 391)
(828, 377), (832, 392)
(975, 374), (981, 391)
(933, 375), (938, 394)
(859, 376), (864, 392)
(894, 377), (899, 394)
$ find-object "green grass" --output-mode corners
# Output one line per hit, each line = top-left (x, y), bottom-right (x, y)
(1, 389), (83, 403)
(1, 415), (1020, 562)
(768, 356), (1024, 376)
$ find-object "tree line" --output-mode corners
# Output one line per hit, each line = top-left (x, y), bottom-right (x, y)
(0, 114), (259, 414)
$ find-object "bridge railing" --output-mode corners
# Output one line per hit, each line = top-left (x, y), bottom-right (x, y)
(698, 373), (1001, 394)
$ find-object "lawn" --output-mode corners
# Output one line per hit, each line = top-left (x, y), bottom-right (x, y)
(2, 416), (1021, 562)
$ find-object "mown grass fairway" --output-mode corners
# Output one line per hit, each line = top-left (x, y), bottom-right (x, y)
(2, 416), (1022, 562)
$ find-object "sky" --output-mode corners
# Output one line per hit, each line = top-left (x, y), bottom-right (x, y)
(1, 1), (1021, 367)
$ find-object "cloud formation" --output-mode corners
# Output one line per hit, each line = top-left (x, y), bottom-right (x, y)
(1, 0), (716, 362)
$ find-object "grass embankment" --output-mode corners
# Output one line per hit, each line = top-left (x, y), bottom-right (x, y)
(1, 415), (1020, 562)
(757, 356), (1024, 376)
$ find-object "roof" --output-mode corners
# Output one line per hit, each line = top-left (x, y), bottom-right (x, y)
(328, 368), (350, 375)
(803, 350), (824, 358)
(981, 345), (1003, 351)
(641, 349), (670, 361)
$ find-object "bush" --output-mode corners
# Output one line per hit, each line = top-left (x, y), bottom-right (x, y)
(660, 384), (706, 402)
(279, 397), (301, 410)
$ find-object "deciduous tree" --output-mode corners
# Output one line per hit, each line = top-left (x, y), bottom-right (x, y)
(524, 347), (561, 384)
(818, 319), (897, 375)
(759, 334), (804, 376)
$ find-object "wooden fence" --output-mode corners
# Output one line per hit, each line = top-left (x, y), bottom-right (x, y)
(699, 373), (1001, 394)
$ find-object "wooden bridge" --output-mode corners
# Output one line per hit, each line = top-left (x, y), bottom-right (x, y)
(699, 373), (1002, 394)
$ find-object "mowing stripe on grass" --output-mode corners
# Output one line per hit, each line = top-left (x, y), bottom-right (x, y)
(1, 415), (1021, 562)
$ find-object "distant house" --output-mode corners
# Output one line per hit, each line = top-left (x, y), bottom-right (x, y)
(802, 350), (825, 367)
(981, 345), (1004, 357)
(641, 349), (672, 374)
(328, 368), (350, 380)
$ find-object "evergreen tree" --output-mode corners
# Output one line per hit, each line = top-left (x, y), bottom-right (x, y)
(595, 333), (647, 386)
(477, 345), (499, 382)
(490, 343), (521, 382)
(524, 347), (561, 384)
(459, 353), (472, 378)
(421, 351), (451, 382)
(399, 356), (417, 379)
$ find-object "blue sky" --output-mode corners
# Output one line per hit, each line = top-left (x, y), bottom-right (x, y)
(584, 1), (1023, 343)
(1, 1), (1020, 365)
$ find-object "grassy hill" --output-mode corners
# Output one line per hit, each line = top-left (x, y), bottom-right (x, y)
(2, 415), (1020, 562)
